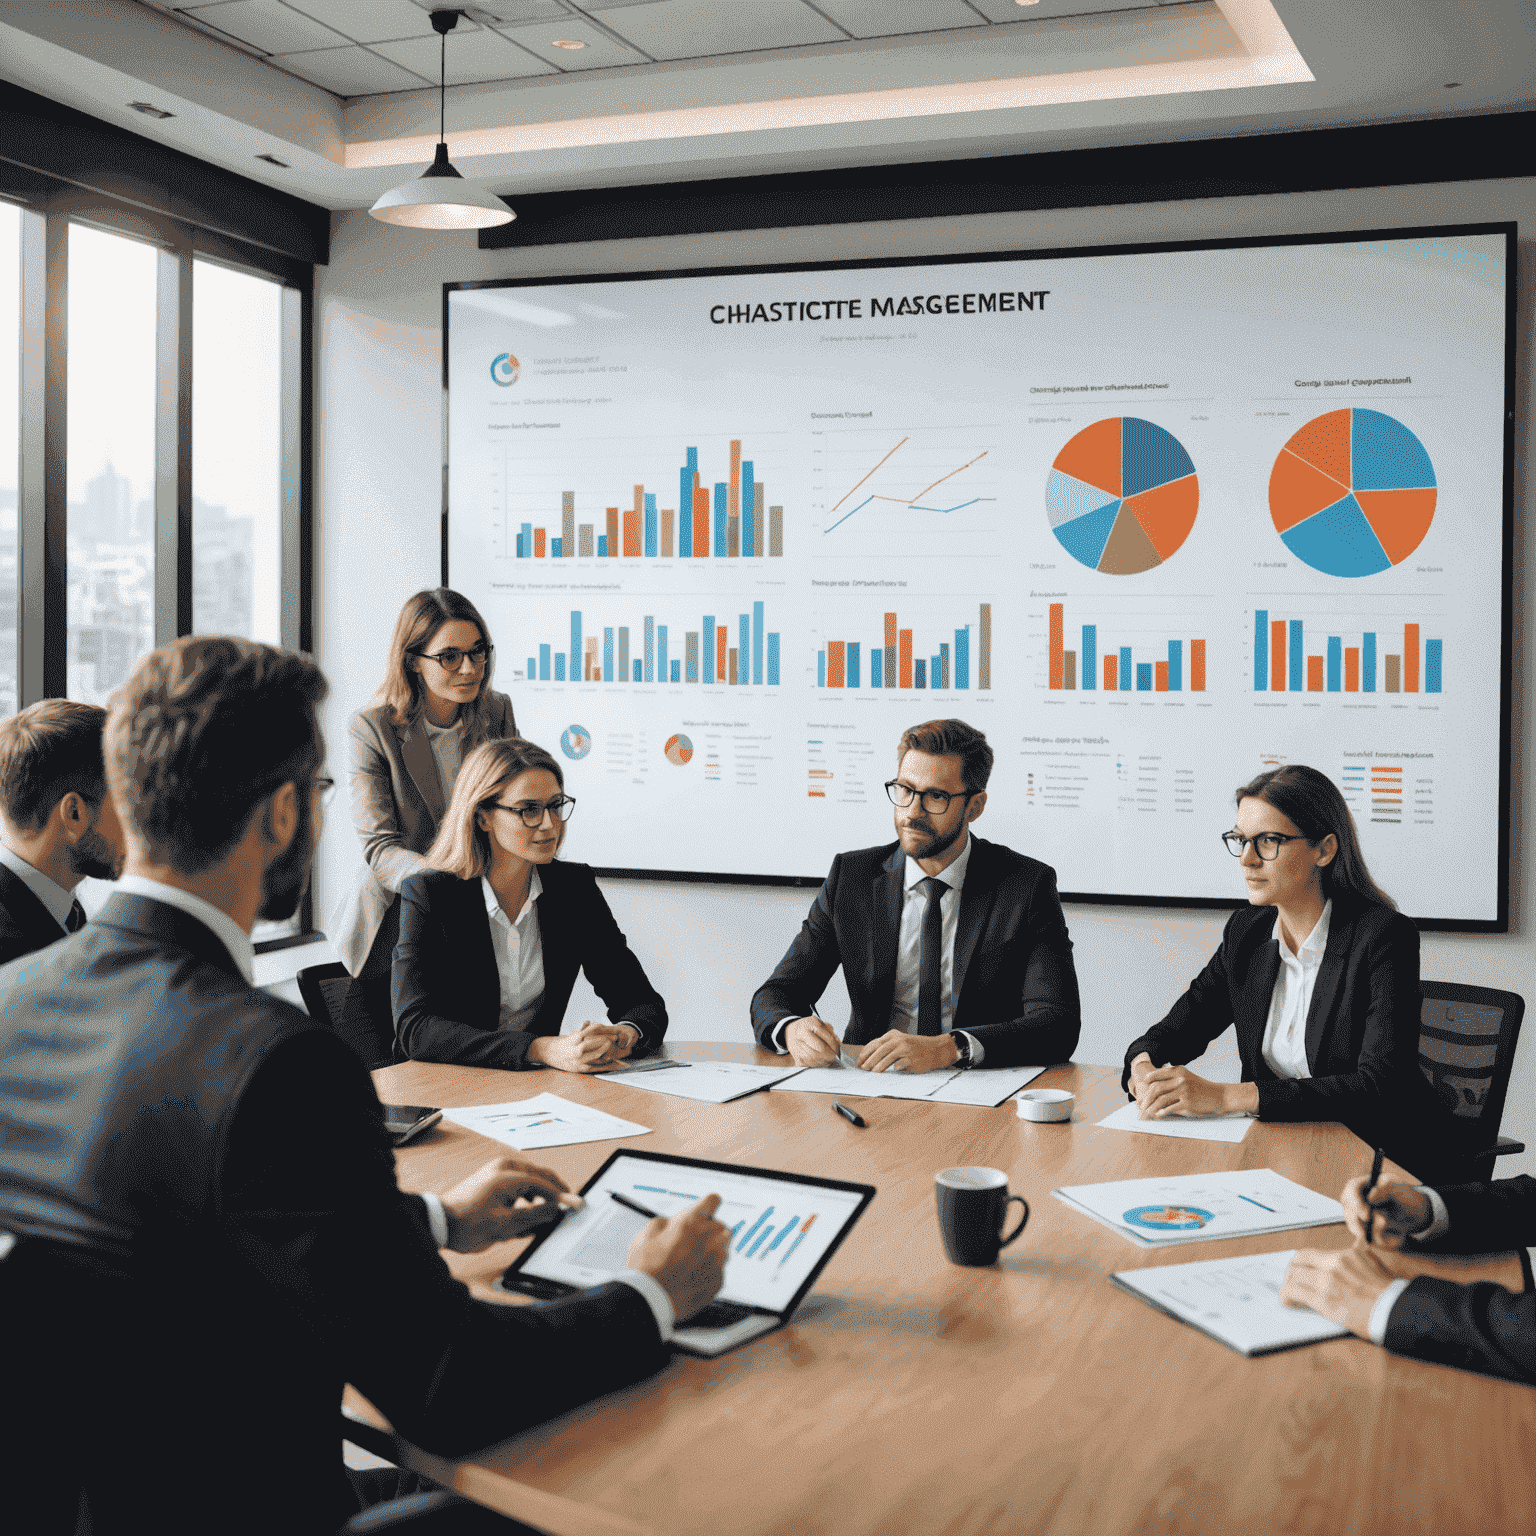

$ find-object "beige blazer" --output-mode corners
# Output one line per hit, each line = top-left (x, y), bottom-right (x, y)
(328, 690), (517, 975)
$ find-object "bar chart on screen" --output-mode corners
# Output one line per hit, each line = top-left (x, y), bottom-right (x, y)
(490, 433), (789, 561)
(1249, 610), (1445, 696)
(1033, 599), (1210, 696)
(813, 603), (993, 691)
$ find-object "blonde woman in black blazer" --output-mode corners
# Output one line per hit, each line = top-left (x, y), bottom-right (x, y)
(330, 588), (514, 993)
(393, 737), (666, 1072)
(1124, 765), (1463, 1179)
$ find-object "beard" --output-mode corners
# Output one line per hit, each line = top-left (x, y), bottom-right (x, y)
(258, 792), (316, 922)
(896, 815), (966, 863)
(69, 822), (123, 882)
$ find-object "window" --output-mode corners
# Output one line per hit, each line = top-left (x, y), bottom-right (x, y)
(65, 224), (158, 706)
(193, 259), (283, 644)
(0, 202), (19, 717)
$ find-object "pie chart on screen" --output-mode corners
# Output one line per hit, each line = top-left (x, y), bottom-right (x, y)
(664, 733), (693, 766)
(1046, 418), (1200, 574)
(1269, 408), (1436, 577)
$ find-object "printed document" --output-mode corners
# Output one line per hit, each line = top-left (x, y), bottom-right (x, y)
(1097, 1100), (1253, 1143)
(442, 1093), (650, 1151)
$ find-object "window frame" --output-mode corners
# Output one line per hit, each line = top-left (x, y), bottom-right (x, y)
(4, 185), (316, 950)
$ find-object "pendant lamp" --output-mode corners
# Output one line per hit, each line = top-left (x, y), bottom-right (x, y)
(370, 9), (514, 229)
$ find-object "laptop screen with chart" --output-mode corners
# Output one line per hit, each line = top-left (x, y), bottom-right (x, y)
(508, 1150), (874, 1351)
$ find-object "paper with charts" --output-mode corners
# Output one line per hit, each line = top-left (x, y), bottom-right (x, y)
(1053, 1168), (1344, 1247)
(603, 1060), (806, 1104)
(1110, 1249), (1350, 1356)
(1097, 1100), (1253, 1143)
(442, 1093), (650, 1151)
(770, 1059), (1047, 1106)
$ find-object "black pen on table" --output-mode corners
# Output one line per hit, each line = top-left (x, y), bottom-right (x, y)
(1363, 1145), (1385, 1246)
(834, 1101), (867, 1129)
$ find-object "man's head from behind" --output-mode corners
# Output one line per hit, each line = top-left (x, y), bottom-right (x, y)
(106, 637), (329, 921)
(0, 699), (124, 883)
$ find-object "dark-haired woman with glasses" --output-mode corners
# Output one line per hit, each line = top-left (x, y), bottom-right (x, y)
(1123, 764), (1463, 1178)
(330, 588), (514, 1011)
(392, 737), (667, 1071)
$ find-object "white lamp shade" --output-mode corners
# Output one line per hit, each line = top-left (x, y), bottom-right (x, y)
(370, 146), (514, 229)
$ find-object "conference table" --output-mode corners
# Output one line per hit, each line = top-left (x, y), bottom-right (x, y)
(359, 1045), (1536, 1536)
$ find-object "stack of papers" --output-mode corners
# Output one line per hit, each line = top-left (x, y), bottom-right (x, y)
(1111, 1250), (1350, 1356)
(442, 1093), (651, 1151)
(770, 1059), (1047, 1107)
(1053, 1168), (1344, 1247)
(602, 1060), (806, 1104)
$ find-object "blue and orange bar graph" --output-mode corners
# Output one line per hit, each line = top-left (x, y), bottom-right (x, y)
(526, 602), (780, 685)
(512, 439), (785, 559)
(1047, 603), (1205, 692)
(818, 605), (991, 691)
(1253, 612), (1442, 694)
(731, 1208), (818, 1263)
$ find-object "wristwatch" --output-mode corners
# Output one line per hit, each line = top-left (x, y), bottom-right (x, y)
(951, 1031), (973, 1069)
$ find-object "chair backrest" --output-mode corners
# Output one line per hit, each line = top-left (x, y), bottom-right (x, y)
(297, 962), (396, 1071)
(1418, 980), (1525, 1147)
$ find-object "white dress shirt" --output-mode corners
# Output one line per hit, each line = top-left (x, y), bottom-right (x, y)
(0, 844), (76, 931)
(773, 834), (983, 1064)
(1260, 899), (1332, 1080)
(423, 717), (465, 804)
(484, 870), (546, 1031)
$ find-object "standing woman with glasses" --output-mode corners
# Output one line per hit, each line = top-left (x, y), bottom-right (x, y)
(392, 737), (667, 1071)
(330, 588), (513, 1018)
(1122, 764), (1462, 1177)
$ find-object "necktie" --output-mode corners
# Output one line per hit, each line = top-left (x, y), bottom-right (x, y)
(916, 877), (947, 1036)
(65, 900), (87, 934)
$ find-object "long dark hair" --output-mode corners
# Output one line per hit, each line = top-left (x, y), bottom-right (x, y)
(1235, 764), (1395, 909)
(374, 588), (498, 744)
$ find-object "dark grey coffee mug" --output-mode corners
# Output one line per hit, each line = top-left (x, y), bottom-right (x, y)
(935, 1166), (1029, 1266)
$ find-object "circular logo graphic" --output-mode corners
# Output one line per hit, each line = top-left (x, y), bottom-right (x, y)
(559, 725), (591, 760)
(1046, 417), (1199, 574)
(1123, 1205), (1215, 1232)
(490, 352), (520, 387)
(1269, 408), (1436, 577)
(664, 733), (693, 766)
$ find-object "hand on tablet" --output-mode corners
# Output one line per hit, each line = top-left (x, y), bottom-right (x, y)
(627, 1193), (731, 1322)
(441, 1154), (584, 1252)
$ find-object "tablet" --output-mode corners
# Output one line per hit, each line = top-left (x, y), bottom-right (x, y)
(500, 1149), (875, 1355)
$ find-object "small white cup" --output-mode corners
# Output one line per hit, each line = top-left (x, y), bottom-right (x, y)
(1017, 1088), (1075, 1123)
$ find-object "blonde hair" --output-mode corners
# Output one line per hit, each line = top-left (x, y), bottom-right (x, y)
(425, 737), (565, 880)
(375, 588), (498, 744)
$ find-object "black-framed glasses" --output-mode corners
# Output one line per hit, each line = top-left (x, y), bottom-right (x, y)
(413, 641), (492, 671)
(1222, 830), (1307, 861)
(314, 775), (337, 807)
(489, 795), (576, 828)
(885, 780), (971, 815)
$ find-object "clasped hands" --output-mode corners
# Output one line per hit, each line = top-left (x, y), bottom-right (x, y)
(528, 1019), (640, 1073)
(1127, 1052), (1260, 1119)
(782, 1014), (959, 1074)
(439, 1151), (731, 1321)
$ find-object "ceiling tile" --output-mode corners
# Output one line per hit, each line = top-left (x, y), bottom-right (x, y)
(965, 0), (1160, 21)
(269, 43), (433, 92)
(497, 17), (651, 70)
(182, 0), (348, 54)
(464, 0), (568, 20)
(809, 0), (984, 38)
(372, 29), (558, 82)
(588, 0), (847, 61)
(284, 0), (474, 43)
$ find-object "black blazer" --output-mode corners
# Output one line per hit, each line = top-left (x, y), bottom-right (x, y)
(1387, 1176), (1536, 1386)
(1121, 895), (1459, 1174)
(0, 862), (68, 966)
(0, 895), (666, 1536)
(394, 862), (668, 1070)
(749, 836), (1081, 1069)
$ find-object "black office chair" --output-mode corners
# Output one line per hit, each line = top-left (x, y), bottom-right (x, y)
(299, 961), (398, 1070)
(1418, 981), (1525, 1177)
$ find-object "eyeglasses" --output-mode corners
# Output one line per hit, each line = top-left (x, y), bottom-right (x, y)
(414, 641), (492, 671)
(489, 795), (576, 828)
(885, 780), (972, 815)
(315, 775), (337, 807)
(1222, 830), (1308, 861)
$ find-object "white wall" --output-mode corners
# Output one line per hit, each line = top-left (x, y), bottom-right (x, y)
(315, 174), (1535, 1172)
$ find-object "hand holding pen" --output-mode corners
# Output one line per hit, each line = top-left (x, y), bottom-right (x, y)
(1343, 1151), (1433, 1251)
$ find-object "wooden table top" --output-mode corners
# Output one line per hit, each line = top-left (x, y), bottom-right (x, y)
(362, 1045), (1536, 1536)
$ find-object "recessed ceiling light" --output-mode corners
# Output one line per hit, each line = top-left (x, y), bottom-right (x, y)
(1014, 1), (1042, 7)
(551, 38), (586, 48)
(256, 153), (291, 168)
(1444, 81), (1462, 88)
(128, 101), (176, 119)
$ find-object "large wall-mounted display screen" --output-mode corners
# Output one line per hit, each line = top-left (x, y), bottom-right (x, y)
(446, 224), (1512, 928)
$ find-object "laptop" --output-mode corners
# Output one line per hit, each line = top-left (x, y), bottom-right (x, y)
(498, 1149), (875, 1356)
